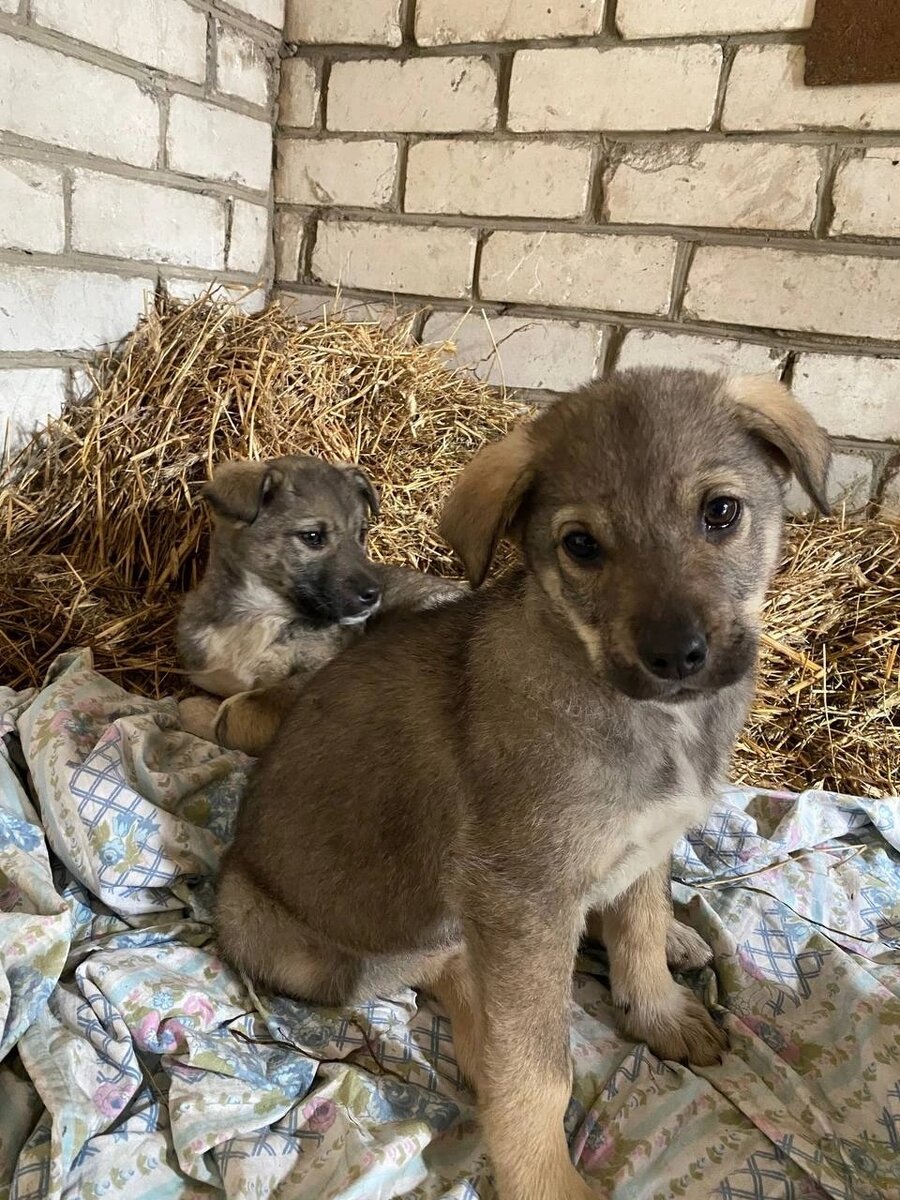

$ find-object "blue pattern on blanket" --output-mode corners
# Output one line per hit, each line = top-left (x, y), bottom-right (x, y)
(1, 651), (898, 1199)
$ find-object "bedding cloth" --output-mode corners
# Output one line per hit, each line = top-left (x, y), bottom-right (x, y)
(0, 650), (898, 1200)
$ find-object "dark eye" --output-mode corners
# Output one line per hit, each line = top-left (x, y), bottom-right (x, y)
(358, 523), (369, 543)
(562, 530), (603, 564)
(703, 496), (741, 531)
(297, 529), (326, 548)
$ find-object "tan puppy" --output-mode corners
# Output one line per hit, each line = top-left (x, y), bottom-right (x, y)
(215, 370), (830, 1200)
(177, 455), (460, 753)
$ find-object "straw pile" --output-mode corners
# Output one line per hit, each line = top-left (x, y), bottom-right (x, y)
(1, 294), (897, 796)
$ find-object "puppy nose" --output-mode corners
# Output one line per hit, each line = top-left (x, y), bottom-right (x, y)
(357, 583), (381, 608)
(638, 623), (708, 681)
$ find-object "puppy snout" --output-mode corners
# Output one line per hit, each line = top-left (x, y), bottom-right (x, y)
(341, 575), (382, 619)
(637, 617), (708, 682)
(356, 582), (381, 607)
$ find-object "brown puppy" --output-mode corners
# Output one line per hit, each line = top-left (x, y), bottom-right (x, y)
(178, 455), (460, 753)
(216, 370), (830, 1200)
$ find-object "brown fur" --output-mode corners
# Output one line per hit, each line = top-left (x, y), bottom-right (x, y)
(215, 369), (830, 1199)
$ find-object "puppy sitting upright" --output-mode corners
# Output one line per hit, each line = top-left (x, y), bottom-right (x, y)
(216, 371), (830, 1200)
(178, 455), (459, 750)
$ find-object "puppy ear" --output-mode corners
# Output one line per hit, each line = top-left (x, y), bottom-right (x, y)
(726, 375), (831, 515)
(344, 466), (380, 518)
(202, 460), (282, 525)
(439, 424), (534, 587)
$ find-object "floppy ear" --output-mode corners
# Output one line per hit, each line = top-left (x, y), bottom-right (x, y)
(726, 375), (831, 515)
(439, 423), (534, 587)
(202, 460), (283, 525)
(343, 466), (380, 518)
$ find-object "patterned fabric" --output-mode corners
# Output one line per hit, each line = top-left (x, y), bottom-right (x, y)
(1, 651), (898, 1200)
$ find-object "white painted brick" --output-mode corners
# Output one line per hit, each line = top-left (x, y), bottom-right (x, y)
(615, 330), (786, 376)
(416, 0), (605, 44)
(280, 59), (318, 127)
(328, 58), (496, 133)
(0, 158), (65, 253)
(881, 466), (900, 517)
(227, 0), (284, 28)
(606, 143), (820, 231)
(164, 278), (267, 313)
(724, 45), (900, 132)
(0, 36), (158, 167)
(313, 220), (476, 298)
(228, 201), (269, 274)
(617, 0), (814, 37)
(509, 45), (722, 132)
(286, 0), (402, 45)
(0, 0), (17, 13)
(0, 265), (153, 353)
(276, 289), (410, 327)
(32, 0), (207, 81)
(406, 140), (591, 219)
(831, 149), (900, 239)
(480, 231), (676, 315)
(685, 247), (900, 341)
(167, 96), (271, 190)
(72, 172), (226, 269)
(0, 369), (67, 454)
(274, 210), (305, 280)
(422, 311), (603, 390)
(792, 354), (900, 441)
(277, 139), (397, 208)
(217, 23), (270, 107)
(787, 452), (874, 515)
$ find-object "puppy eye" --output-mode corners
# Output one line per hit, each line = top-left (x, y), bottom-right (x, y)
(703, 496), (741, 531)
(297, 530), (326, 548)
(562, 530), (603, 565)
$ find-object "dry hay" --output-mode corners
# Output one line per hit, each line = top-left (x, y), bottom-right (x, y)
(0, 293), (897, 797)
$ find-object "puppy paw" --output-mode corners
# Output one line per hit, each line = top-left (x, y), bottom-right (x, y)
(178, 695), (221, 742)
(666, 919), (713, 972)
(616, 983), (727, 1067)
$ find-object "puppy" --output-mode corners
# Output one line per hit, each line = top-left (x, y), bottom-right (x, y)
(215, 370), (830, 1200)
(178, 455), (460, 753)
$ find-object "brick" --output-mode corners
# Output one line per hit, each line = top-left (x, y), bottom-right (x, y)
(280, 59), (318, 127)
(881, 465), (900, 517)
(164, 278), (267, 312)
(277, 139), (397, 208)
(422, 311), (603, 390)
(274, 210), (305, 280)
(32, 0), (206, 81)
(217, 23), (270, 107)
(0, 158), (65, 253)
(0, 265), (153, 353)
(328, 58), (496, 133)
(685, 247), (900, 341)
(286, 0), (402, 45)
(167, 96), (271, 190)
(228, 201), (269, 274)
(480, 231), (676, 314)
(0, 35), (158, 168)
(831, 149), (900, 239)
(724, 45), (900, 132)
(227, 0), (284, 27)
(786, 452), (874, 515)
(615, 330), (785, 376)
(606, 142), (820, 231)
(72, 171), (226, 269)
(312, 220), (476, 298)
(416, 0), (606, 44)
(0, 369), (68, 453)
(0, 0), (17, 12)
(276, 289), (410, 327)
(792, 353), (900, 441)
(406, 140), (591, 219)
(617, 0), (814, 37)
(509, 45), (721, 132)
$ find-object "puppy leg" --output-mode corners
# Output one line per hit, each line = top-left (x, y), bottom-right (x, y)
(584, 908), (713, 973)
(602, 864), (727, 1067)
(470, 912), (594, 1200)
(179, 694), (221, 741)
(420, 948), (483, 1090)
(215, 675), (306, 756)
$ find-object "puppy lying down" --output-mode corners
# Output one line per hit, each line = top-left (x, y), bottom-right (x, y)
(177, 455), (461, 753)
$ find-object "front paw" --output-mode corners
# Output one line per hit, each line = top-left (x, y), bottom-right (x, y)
(615, 983), (727, 1067)
(666, 919), (713, 972)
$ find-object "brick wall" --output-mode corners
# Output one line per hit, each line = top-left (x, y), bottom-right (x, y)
(274, 0), (900, 513)
(0, 0), (283, 450)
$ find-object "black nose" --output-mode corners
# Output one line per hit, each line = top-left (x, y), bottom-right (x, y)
(357, 583), (381, 608)
(638, 620), (708, 681)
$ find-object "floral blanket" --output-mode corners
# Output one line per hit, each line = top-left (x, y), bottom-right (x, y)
(1, 651), (898, 1200)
